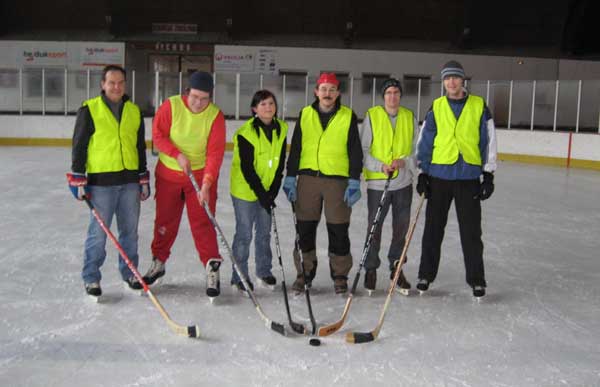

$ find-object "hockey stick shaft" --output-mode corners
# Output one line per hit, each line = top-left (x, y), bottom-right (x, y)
(272, 208), (307, 334)
(347, 194), (425, 344)
(318, 175), (392, 337)
(291, 202), (318, 335)
(83, 197), (199, 338)
(187, 173), (286, 336)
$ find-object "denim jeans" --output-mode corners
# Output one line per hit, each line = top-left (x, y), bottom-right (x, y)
(230, 196), (273, 284)
(82, 183), (140, 284)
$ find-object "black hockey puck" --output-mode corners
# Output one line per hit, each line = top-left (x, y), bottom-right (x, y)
(309, 338), (321, 346)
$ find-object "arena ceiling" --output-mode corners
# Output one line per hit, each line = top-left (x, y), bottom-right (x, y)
(1, 0), (598, 59)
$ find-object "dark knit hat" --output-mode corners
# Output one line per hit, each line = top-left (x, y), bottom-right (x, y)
(441, 60), (465, 80)
(380, 78), (403, 98)
(189, 71), (214, 92)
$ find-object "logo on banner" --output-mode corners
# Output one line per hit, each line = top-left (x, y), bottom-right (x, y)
(214, 52), (254, 72)
(23, 50), (67, 62)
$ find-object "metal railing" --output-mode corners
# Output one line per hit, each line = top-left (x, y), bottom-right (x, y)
(0, 68), (599, 133)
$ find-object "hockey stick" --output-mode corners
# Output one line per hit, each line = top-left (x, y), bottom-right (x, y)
(346, 193), (425, 344)
(187, 172), (286, 336)
(82, 196), (200, 339)
(291, 202), (318, 335)
(318, 174), (392, 337)
(272, 207), (307, 334)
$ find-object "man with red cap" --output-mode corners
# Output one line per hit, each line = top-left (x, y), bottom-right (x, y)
(142, 71), (226, 301)
(283, 72), (363, 294)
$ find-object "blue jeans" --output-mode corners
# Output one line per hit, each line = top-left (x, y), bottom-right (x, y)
(230, 196), (273, 284)
(82, 183), (141, 284)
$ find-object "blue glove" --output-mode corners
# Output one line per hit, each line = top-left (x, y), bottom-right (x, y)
(66, 172), (89, 200)
(282, 176), (297, 202)
(139, 170), (151, 201)
(344, 179), (361, 207)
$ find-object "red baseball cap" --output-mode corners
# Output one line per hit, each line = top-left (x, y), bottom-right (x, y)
(316, 72), (339, 87)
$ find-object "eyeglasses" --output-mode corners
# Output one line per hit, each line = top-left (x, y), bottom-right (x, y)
(317, 87), (338, 94)
(188, 93), (210, 103)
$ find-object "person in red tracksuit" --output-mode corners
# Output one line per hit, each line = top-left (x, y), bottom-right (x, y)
(142, 71), (226, 300)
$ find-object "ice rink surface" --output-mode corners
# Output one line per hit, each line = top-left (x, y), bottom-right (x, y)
(1, 147), (599, 386)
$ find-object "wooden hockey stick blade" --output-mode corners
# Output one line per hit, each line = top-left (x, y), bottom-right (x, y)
(317, 295), (353, 336)
(147, 291), (201, 339)
(346, 330), (377, 344)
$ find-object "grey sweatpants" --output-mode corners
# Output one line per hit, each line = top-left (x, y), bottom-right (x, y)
(364, 184), (412, 271)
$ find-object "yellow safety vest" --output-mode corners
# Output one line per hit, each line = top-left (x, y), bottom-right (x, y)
(432, 95), (484, 166)
(84, 96), (141, 173)
(364, 105), (414, 180)
(298, 105), (352, 176)
(230, 118), (288, 201)
(158, 96), (220, 171)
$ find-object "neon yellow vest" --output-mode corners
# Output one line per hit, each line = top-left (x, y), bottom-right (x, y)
(432, 95), (484, 166)
(230, 118), (288, 201)
(298, 105), (352, 176)
(158, 96), (220, 171)
(364, 105), (414, 180)
(84, 96), (141, 173)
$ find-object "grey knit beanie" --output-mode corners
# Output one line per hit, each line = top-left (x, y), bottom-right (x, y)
(441, 60), (465, 80)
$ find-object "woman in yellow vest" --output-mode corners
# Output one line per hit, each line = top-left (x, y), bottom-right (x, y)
(230, 90), (288, 295)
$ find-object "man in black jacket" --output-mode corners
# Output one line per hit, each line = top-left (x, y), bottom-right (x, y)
(67, 65), (149, 299)
(283, 73), (363, 294)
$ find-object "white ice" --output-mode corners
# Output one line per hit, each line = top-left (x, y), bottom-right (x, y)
(1, 147), (599, 387)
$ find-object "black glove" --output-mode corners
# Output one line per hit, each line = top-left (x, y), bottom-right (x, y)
(475, 172), (494, 201)
(416, 173), (431, 199)
(257, 191), (274, 214)
(267, 191), (277, 211)
(267, 184), (279, 203)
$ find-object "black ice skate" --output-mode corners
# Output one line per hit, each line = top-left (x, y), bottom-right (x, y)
(416, 278), (430, 295)
(124, 276), (144, 296)
(206, 259), (221, 303)
(143, 258), (166, 286)
(258, 275), (277, 291)
(292, 275), (307, 296)
(85, 282), (102, 302)
(364, 269), (376, 296)
(232, 280), (254, 298)
(392, 270), (411, 296)
(334, 277), (348, 295)
(472, 285), (486, 301)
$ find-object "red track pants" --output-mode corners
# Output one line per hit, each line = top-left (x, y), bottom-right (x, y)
(151, 171), (221, 267)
